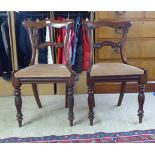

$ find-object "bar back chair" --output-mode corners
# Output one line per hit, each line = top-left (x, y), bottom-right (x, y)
(84, 20), (147, 125)
(12, 19), (75, 127)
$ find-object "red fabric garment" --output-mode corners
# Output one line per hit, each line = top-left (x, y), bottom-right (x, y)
(56, 17), (75, 65)
(82, 21), (90, 71)
(56, 17), (65, 64)
(62, 24), (75, 65)
(70, 25), (75, 64)
(61, 28), (66, 64)
(68, 25), (75, 65)
(56, 28), (62, 64)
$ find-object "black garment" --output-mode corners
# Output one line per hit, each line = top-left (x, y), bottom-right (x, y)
(72, 17), (83, 73)
(38, 27), (48, 64)
(1, 21), (11, 57)
(14, 12), (32, 69)
(15, 12), (48, 66)
(15, 14), (25, 69)
(0, 21), (12, 80)
(0, 58), (2, 76)
(0, 21), (7, 76)
(18, 20), (32, 68)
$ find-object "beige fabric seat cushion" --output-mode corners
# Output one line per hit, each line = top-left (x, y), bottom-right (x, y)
(15, 64), (71, 78)
(90, 63), (144, 76)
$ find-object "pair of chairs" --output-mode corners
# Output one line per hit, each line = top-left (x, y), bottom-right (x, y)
(12, 19), (147, 127)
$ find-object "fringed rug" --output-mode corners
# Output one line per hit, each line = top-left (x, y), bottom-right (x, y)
(1, 129), (155, 143)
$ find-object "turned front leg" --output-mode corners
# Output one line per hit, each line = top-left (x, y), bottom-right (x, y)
(67, 85), (74, 126)
(138, 83), (145, 123)
(88, 84), (95, 126)
(14, 85), (23, 127)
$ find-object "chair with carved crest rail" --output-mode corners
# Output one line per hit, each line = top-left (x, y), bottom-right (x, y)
(12, 19), (76, 127)
(83, 20), (147, 125)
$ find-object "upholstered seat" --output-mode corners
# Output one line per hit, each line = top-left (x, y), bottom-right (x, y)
(15, 64), (71, 78)
(90, 63), (144, 76)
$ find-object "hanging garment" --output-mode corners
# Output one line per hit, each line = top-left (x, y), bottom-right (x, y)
(34, 19), (40, 65)
(1, 21), (11, 56)
(1, 21), (12, 80)
(0, 50), (3, 75)
(18, 19), (32, 68)
(68, 25), (75, 63)
(15, 13), (39, 68)
(34, 48), (39, 64)
(0, 57), (3, 76)
(72, 16), (83, 73)
(55, 17), (75, 65)
(55, 17), (65, 64)
(61, 24), (75, 65)
(46, 24), (53, 64)
(56, 28), (62, 64)
(14, 13), (24, 69)
(15, 13), (32, 68)
(0, 20), (7, 76)
(71, 16), (81, 66)
(38, 27), (48, 64)
(61, 28), (66, 64)
(55, 17), (68, 65)
(82, 18), (90, 71)
(71, 24), (75, 61)
(57, 17), (67, 64)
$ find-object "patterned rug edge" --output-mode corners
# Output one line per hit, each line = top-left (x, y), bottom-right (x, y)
(1, 129), (155, 143)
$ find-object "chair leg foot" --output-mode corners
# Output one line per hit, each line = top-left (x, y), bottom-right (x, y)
(70, 120), (73, 127)
(117, 82), (126, 106)
(18, 120), (23, 127)
(88, 84), (95, 126)
(138, 83), (145, 123)
(14, 85), (23, 127)
(138, 114), (143, 123)
(90, 119), (93, 126)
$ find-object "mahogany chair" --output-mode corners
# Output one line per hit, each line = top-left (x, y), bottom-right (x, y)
(12, 19), (76, 127)
(84, 20), (147, 125)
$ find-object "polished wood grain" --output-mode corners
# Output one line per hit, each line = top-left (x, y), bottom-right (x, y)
(97, 11), (155, 20)
(96, 39), (155, 60)
(145, 12), (155, 18)
(96, 21), (155, 39)
(96, 11), (144, 19)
